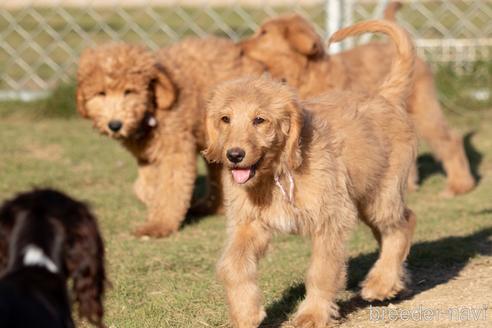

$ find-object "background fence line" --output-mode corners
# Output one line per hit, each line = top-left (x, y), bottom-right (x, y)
(0, 0), (491, 97)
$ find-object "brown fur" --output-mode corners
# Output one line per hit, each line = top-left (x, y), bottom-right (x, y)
(384, 1), (402, 21)
(239, 11), (476, 197)
(205, 21), (417, 327)
(77, 40), (263, 238)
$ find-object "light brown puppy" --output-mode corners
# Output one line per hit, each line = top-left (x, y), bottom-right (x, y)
(77, 39), (263, 238)
(205, 21), (417, 328)
(240, 11), (475, 197)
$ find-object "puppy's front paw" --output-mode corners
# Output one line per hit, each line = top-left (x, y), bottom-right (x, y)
(293, 301), (338, 328)
(133, 221), (178, 238)
(231, 308), (266, 328)
(441, 178), (476, 198)
(360, 268), (405, 301)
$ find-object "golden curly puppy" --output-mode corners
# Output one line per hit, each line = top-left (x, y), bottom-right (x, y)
(205, 21), (417, 327)
(239, 11), (475, 197)
(77, 40), (263, 238)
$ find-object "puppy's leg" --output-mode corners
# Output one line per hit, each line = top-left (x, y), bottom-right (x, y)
(134, 142), (198, 238)
(293, 233), (346, 328)
(133, 165), (157, 206)
(361, 208), (416, 301)
(407, 161), (419, 192)
(189, 162), (224, 216)
(217, 221), (270, 328)
(294, 195), (356, 328)
(362, 146), (417, 300)
(409, 70), (475, 196)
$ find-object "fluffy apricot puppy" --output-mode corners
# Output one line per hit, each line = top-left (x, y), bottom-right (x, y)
(205, 21), (417, 327)
(239, 11), (476, 197)
(77, 41), (263, 238)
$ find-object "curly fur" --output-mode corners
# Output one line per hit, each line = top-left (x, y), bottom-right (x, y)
(77, 40), (264, 238)
(206, 21), (418, 327)
(239, 10), (476, 196)
(0, 189), (106, 327)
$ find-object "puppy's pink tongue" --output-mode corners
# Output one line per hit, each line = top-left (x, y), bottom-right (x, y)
(231, 168), (251, 184)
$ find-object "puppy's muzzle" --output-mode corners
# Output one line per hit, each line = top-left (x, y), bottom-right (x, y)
(226, 147), (245, 164)
(108, 120), (123, 132)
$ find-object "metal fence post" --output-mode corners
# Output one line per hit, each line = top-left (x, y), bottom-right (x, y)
(343, 0), (354, 49)
(327, 0), (343, 53)
(360, 0), (389, 44)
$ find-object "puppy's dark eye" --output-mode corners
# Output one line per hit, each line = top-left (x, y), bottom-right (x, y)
(253, 117), (265, 125)
(124, 89), (135, 96)
(260, 29), (267, 36)
(221, 116), (230, 124)
(97, 91), (106, 97)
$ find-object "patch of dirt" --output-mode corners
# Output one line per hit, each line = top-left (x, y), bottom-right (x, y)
(24, 142), (63, 162)
(340, 257), (492, 327)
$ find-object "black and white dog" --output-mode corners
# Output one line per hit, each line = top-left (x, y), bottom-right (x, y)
(0, 189), (106, 327)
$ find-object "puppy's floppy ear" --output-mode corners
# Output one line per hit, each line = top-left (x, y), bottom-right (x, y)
(76, 48), (95, 119)
(281, 99), (304, 171)
(152, 64), (176, 110)
(66, 203), (106, 328)
(202, 112), (222, 163)
(285, 16), (324, 57)
(76, 86), (88, 118)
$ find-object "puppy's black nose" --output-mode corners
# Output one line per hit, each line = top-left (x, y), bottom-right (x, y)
(227, 148), (245, 163)
(108, 120), (123, 132)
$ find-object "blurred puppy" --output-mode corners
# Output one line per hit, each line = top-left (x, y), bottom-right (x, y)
(205, 21), (416, 327)
(239, 8), (475, 197)
(0, 189), (106, 328)
(77, 40), (263, 238)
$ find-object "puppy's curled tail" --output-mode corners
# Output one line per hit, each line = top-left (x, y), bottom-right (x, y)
(384, 1), (402, 21)
(328, 20), (415, 107)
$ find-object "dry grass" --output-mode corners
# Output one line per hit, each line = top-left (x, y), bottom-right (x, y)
(0, 102), (490, 327)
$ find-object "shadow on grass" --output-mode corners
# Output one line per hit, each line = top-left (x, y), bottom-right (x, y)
(417, 131), (482, 185)
(184, 173), (225, 227)
(474, 208), (492, 216)
(416, 153), (444, 185)
(464, 132), (483, 182)
(260, 227), (492, 327)
(182, 175), (210, 226)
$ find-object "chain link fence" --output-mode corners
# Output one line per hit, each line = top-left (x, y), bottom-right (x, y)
(0, 0), (491, 102)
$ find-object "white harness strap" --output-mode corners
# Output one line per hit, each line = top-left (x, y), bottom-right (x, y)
(23, 245), (58, 273)
(274, 171), (295, 203)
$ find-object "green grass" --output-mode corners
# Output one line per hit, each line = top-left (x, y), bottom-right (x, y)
(0, 82), (77, 119)
(0, 91), (491, 327)
(435, 61), (492, 112)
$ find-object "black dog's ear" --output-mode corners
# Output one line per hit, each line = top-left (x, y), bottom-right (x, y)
(0, 222), (10, 274)
(0, 199), (17, 275)
(65, 203), (106, 328)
